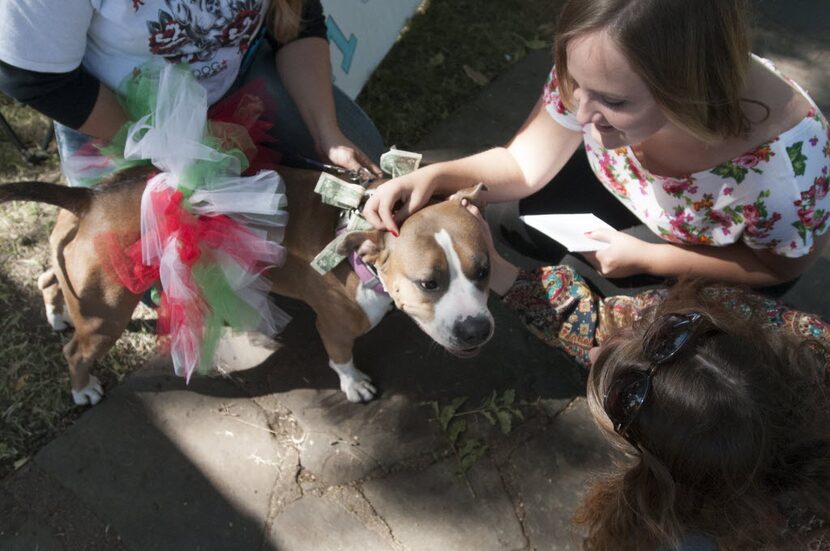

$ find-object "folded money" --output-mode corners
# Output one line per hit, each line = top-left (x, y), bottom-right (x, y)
(345, 211), (374, 232)
(314, 173), (366, 210)
(380, 147), (422, 178)
(311, 234), (347, 275)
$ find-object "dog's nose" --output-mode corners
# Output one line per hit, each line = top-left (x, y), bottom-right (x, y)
(453, 315), (492, 347)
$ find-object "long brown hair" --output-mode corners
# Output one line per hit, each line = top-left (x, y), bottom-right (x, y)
(576, 281), (830, 550)
(267, 0), (305, 44)
(553, 0), (759, 143)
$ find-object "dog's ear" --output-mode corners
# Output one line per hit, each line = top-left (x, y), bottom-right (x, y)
(337, 229), (385, 265)
(452, 182), (488, 209)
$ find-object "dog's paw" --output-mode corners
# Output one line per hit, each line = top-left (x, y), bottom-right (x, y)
(46, 304), (73, 332)
(342, 374), (377, 403)
(329, 359), (377, 402)
(71, 376), (104, 406)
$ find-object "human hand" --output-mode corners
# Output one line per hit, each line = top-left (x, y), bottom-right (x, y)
(317, 128), (382, 177)
(362, 170), (435, 234)
(580, 229), (653, 278)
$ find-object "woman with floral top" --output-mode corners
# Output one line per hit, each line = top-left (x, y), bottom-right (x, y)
(363, 0), (830, 295)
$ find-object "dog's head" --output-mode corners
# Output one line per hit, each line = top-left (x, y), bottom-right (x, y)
(339, 185), (494, 357)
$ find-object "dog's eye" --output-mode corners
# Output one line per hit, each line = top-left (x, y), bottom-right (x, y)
(418, 279), (439, 291)
(474, 265), (490, 280)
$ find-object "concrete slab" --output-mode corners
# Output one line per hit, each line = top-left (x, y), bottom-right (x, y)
(361, 458), (527, 551)
(497, 398), (617, 550)
(223, 297), (584, 488)
(268, 493), (392, 551)
(31, 359), (291, 551)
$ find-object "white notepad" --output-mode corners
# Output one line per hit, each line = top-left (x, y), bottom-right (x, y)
(520, 213), (615, 252)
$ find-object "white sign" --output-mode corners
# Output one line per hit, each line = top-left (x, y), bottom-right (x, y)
(322, 0), (422, 98)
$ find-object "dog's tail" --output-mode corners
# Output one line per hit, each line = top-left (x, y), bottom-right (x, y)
(0, 181), (92, 215)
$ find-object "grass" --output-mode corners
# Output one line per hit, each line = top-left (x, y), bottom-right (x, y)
(359, 0), (557, 147)
(0, 0), (558, 479)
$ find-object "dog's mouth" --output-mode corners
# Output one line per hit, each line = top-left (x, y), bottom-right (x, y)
(447, 345), (482, 359)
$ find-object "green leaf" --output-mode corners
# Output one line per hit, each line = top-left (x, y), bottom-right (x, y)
(458, 438), (480, 456)
(710, 162), (748, 184)
(439, 397), (468, 430)
(450, 396), (468, 411)
(428, 52), (445, 67)
(501, 389), (515, 406)
(487, 390), (498, 409)
(430, 401), (439, 418)
(496, 410), (513, 435)
(458, 439), (487, 472)
(481, 410), (496, 425)
(787, 141), (807, 176)
(439, 405), (454, 430)
(447, 418), (466, 446)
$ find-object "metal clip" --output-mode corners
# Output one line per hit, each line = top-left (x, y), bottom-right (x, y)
(323, 164), (375, 186)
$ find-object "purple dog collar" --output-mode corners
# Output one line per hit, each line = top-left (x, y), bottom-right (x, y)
(336, 225), (387, 295)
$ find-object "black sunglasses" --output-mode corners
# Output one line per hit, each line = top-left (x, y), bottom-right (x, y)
(602, 312), (710, 448)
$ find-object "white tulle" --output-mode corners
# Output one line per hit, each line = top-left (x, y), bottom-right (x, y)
(126, 64), (290, 381)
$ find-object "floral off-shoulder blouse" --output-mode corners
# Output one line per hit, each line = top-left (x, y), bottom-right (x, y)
(542, 56), (830, 258)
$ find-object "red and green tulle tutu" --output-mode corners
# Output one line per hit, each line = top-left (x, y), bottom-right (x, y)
(77, 62), (290, 382)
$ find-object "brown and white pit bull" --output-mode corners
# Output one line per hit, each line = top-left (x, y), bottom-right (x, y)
(0, 166), (494, 405)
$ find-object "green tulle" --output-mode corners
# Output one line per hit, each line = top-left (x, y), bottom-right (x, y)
(179, 143), (249, 199)
(192, 261), (262, 374)
(94, 63), (249, 199)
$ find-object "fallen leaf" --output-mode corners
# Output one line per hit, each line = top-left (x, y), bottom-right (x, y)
(524, 38), (548, 50)
(463, 65), (489, 86)
(429, 52), (445, 67)
(14, 374), (28, 393)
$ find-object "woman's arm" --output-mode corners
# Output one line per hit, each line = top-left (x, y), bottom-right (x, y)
(275, 36), (380, 173)
(585, 229), (829, 286)
(77, 83), (129, 140)
(363, 96), (583, 232)
(0, 60), (128, 140)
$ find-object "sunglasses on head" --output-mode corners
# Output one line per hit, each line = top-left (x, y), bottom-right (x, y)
(602, 311), (711, 449)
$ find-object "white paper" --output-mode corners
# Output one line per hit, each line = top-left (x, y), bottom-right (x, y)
(520, 214), (615, 252)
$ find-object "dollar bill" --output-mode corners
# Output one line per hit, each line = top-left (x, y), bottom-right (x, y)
(345, 211), (374, 232)
(310, 235), (347, 275)
(314, 173), (365, 210)
(380, 148), (423, 178)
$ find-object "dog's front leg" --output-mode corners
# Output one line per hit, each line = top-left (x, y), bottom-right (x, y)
(315, 314), (376, 402)
(328, 358), (376, 403)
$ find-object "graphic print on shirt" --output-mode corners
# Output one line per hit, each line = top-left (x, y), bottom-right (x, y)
(147, 0), (262, 72)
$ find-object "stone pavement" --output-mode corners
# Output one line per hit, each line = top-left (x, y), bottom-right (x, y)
(2, 1), (829, 549)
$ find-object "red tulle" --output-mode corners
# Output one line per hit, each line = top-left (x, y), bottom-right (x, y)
(207, 79), (282, 173)
(96, 232), (159, 295)
(94, 79), (283, 379)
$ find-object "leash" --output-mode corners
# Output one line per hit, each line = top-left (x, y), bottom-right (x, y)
(279, 151), (377, 186)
